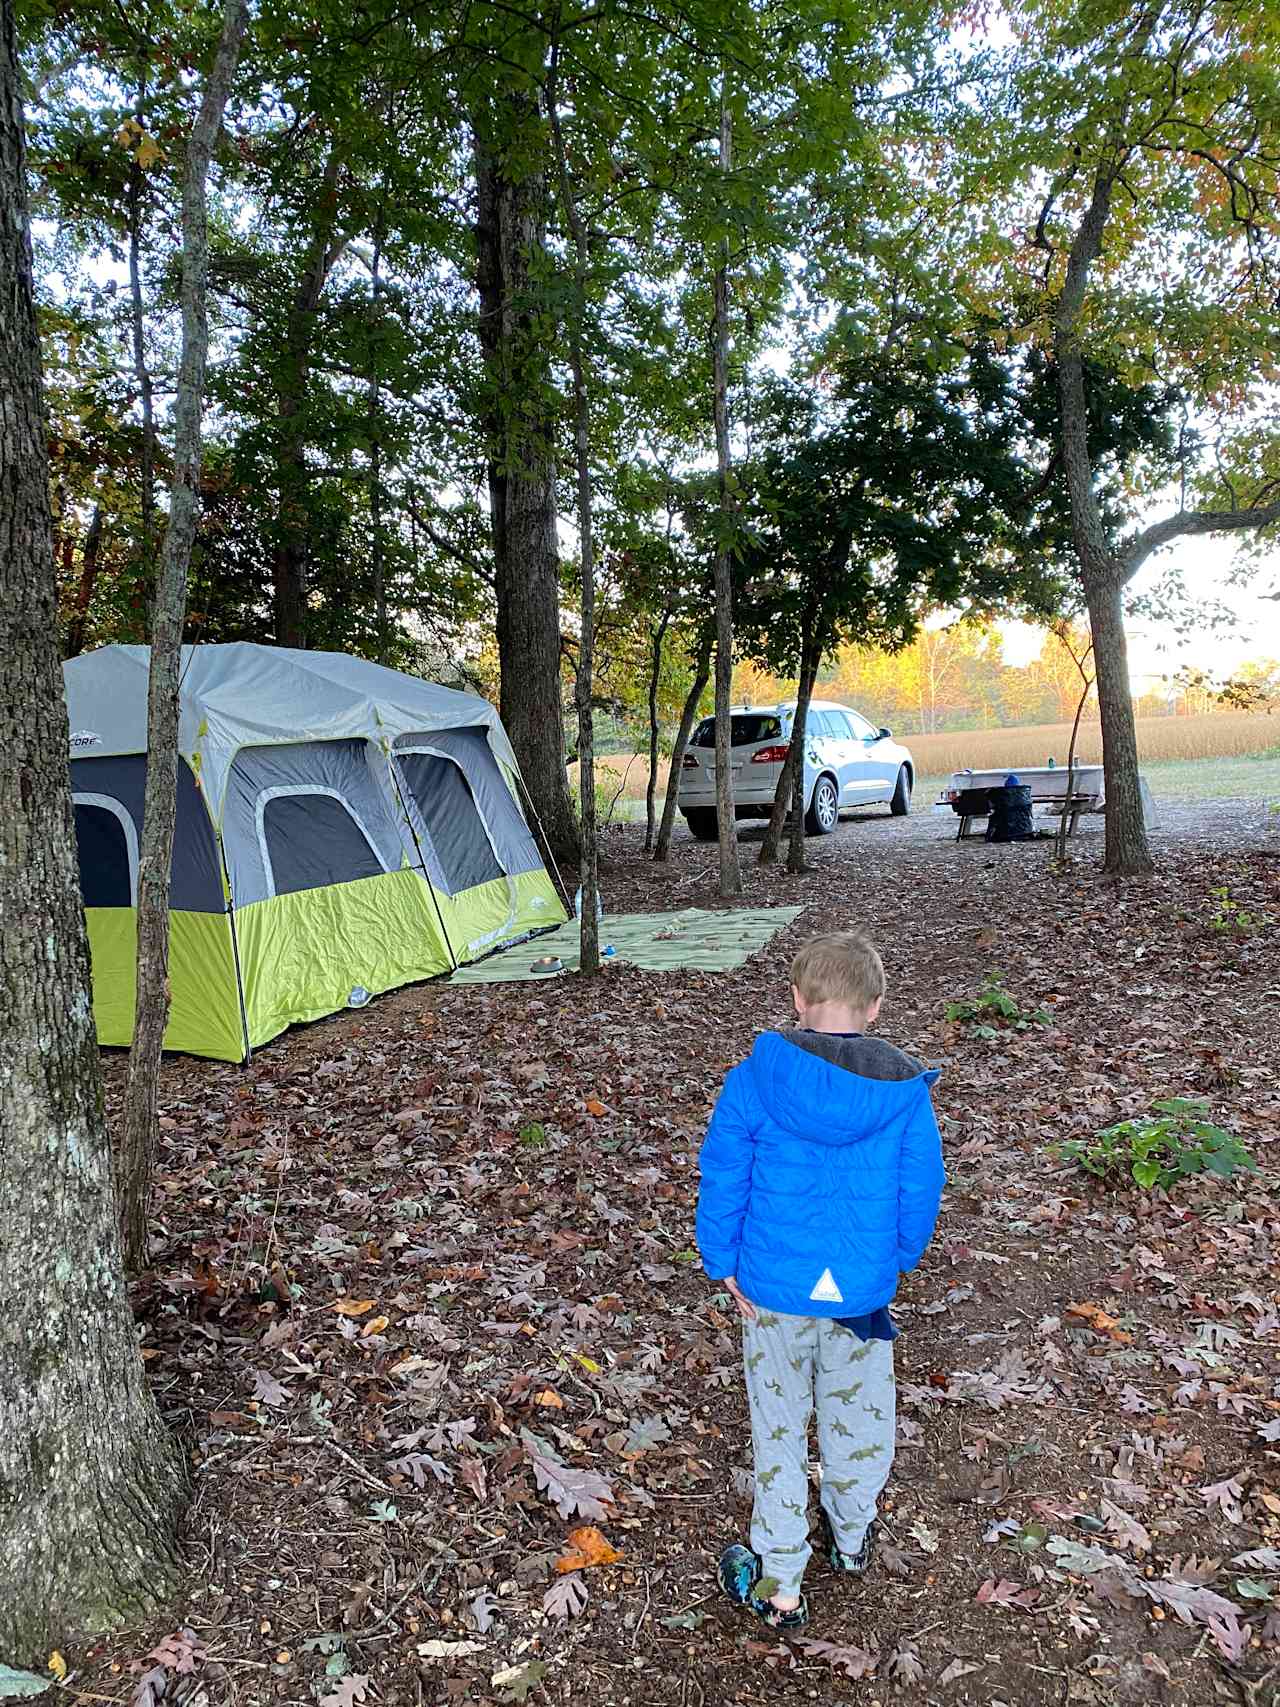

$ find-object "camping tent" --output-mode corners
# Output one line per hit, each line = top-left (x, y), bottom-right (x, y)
(63, 644), (567, 1061)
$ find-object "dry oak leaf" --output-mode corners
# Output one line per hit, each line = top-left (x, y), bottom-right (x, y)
(1064, 1302), (1132, 1345)
(360, 1314), (389, 1337)
(556, 1526), (623, 1572)
(584, 1098), (608, 1117)
(543, 1574), (589, 1619)
(319, 1677), (370, 1707)
(333, 1298), (378, 1317)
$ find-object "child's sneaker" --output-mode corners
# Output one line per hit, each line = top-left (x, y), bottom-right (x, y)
(717, 1543), (808, 1630)
(819, 1510), (878, 1576)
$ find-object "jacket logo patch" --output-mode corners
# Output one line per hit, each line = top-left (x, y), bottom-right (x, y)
(809, 1268), (843, 1303)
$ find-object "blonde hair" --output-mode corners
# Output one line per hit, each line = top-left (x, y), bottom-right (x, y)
(790, 931), (885, 1011)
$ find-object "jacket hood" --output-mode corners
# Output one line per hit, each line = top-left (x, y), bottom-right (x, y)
(744, 1028), (940, 1146)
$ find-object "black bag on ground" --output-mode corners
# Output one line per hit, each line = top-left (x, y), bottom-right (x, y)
(986, 783), (1034, 842)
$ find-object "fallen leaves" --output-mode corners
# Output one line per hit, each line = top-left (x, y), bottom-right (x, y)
(1064, 1301), (1133, 1344)
(522, 1431), (614, 1521)
(542, 1573), (589, 1619)
(555, 1526), (622, 1572)
(975, 1577), (1041, 1611)
(332, 1298), (378, 1317)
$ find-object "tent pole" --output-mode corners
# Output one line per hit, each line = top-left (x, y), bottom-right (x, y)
(218, 842), (252, 1065)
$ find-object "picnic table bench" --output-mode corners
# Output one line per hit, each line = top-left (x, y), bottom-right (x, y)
(938, 765), (1106, 841)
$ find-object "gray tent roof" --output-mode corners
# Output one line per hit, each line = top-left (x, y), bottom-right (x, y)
(63, 643), (518, 820)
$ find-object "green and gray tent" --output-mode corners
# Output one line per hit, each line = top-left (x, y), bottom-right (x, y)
(63, 644), (567, 1060)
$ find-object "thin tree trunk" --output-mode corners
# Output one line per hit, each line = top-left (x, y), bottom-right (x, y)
(644, 606), (672, 856)
(367, 197), (389, 660)
(64, 502), (104, 657)
(0, 1), (186, 1655)
(119, 0), (248, 1271)
(126, 90), (156, 608)
(547, 46), (598, 973)
(655, 635), (711, 862)
(473, 105), (579, 862)
(711, 86), (741, 897)
(787, 630), (820, 874)
(272, 144), (344, 648)
(760, 651), (818, 866)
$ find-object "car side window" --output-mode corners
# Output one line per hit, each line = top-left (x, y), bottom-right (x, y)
(847, 710), (878, 741)
(824, 710), (855, 740)
(806, 710), (832, 738)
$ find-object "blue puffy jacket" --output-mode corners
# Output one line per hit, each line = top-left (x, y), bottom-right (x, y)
(695, 1029), (945, 1318)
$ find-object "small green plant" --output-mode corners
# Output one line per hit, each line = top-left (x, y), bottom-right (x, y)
(1207, 886), (1263, 935)
(944, 973), (1050, 1038)
(519, 1121), (548, 1150)
(1057, 1098), (1257, 1191)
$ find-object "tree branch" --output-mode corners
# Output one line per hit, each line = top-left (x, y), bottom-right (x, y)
(1120, 498), (1280, 582)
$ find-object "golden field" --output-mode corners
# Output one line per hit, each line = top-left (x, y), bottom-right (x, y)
(580, 711), (1279, 806)
(905, 710), (1279, 778)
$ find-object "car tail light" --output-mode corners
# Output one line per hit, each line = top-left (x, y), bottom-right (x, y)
(681, 753), (699, 770)
(751, 744), (790, 763)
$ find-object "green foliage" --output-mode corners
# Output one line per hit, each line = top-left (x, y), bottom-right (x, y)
(1056, 1099), (1257, 1193)
(1206, 887), (1264, 936)
(518, 1122), (548, 1151)
(944, 974), (1049, 1037)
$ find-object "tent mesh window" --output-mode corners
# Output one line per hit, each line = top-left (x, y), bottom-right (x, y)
(74, 803), (132, 907)
(397, 753), (504, 894)
(262, 793), (385, 896)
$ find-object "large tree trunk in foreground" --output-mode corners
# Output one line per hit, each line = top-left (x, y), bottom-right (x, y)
(654, 636), (711, 862)
(474, 106), (580, 863)
(710, 90), (741, 898)
(119, 0), (248, 1270)
(0, 4), (185, 1657)
(1082, 564), (1150, 875)
(786, 634), (820, 874)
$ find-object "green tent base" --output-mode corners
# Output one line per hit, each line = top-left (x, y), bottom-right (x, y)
(447, 905), (806, 984)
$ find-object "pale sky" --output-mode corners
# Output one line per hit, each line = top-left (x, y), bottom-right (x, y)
(1001, 531), (1280, 688)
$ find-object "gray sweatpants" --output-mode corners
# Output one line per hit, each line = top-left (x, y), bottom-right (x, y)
(742, 1309), (895, 1597)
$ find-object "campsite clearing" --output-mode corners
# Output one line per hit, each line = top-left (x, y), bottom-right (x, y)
(80, 795), (1280, 1707)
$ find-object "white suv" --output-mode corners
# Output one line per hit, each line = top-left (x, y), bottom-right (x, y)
(677, 700), (914, 841)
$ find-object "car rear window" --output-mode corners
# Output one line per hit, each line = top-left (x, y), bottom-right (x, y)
(690, 714), (784, 748)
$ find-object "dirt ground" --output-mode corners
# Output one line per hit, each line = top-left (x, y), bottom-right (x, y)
(76, 794), (1280, 1707)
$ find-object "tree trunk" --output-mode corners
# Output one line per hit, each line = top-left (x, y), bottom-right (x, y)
(367, 199), (389, 660)
(644, 607), (672, 856)
(64, 502), (103, 658)
(0, 3), (186, 1657)
(126, 99), (156, 610)
(1082, 564), (1151, 875)
(547, 56), (599, 974)
(786, 632), (820, 874)
(272, 145), (344, 649)
(473, 105), (579, 863)
(119, 0), (248, 1271)
(710, 87), (741, 898)
(759, 649), (818, 865)
(654, 635), (711, 862)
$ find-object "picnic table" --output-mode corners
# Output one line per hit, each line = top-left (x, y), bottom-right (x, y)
(937, 765), (1106, 841)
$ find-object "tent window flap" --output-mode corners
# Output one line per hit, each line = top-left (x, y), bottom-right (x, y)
(260, 791), (386, 897)
(396, 753), (504, 895)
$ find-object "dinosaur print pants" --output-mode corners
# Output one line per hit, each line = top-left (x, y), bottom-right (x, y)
(741, 1310), (895, 1597)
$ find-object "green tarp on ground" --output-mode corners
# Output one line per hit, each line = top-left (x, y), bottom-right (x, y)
(448, 905), (806, 984)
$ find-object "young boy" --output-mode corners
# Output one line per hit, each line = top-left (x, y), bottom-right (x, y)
(696, 930), (945, 1628)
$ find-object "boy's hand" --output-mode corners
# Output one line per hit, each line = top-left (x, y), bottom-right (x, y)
(722, 1276), (756, 1321)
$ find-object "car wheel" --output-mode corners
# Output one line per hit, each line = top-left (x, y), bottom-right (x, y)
(683, 808), (718, 841)
(804, 775), (839, 836)
(890, 766), (912, 816)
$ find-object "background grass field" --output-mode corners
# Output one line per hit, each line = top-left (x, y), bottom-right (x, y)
(578, 711), (1280, 821)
